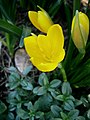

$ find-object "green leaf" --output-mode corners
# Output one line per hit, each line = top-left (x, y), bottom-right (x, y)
(33, 86), (40, 94)
(27, 102), (33, 110)
(22, 65), (33, 75)
(9, 80), (20, 90)
(37, 93), (53, 111)
(8, 72), (20, 90)
(63, 100), (75, 111)
(51, 105), (61, 117)
(24, 102), (33, 111)
(75, 99), (82, 107)
(0, 0), (16, 22)
(15, 115), (21, 120)
(0, 1), (11, 21)
(50, 79), (61, 88)
(19, 26), (31, 47)
(7, 112), (14, 120)
(11, 72), (20, 80)
(68, 109), (79, 119)
(34, 101), (39, 111)
(21, 80), (33, 90)
(49, 90), (59, 98)
(64, 1), (71, 36)
(35, 111), (44, 119)
(17, 108), (29, 119)
(49, 0), (63, 18)
(88, 94), (90, 102)
(66, 95), (75, 102)
(37, 86), (47, 96)
(0, 100), (7, 114)
(48, 87), (55, 93)
(45, 111), (54, 120)
(8, 104), (16, 112)
(56, 95), (64, 101)
(76, 116), (85, 120)
(38, 73), (49, 86)
(73, 0), (80, 16)
(62, 82), (72, 95)
(7, 98), (17, 105)
(60, 112), (68, 119)
(81, 97), (89, 107)
(31, 116), (34, 120)
(18, 88), (29, 97)
(87, 109), (90, 119)
(0, 19), (22, 37)
(8, 66), (17, 72)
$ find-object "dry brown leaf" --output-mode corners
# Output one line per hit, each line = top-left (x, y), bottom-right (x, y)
(81, 0), (88, 6)
(15, 48), (32, 73)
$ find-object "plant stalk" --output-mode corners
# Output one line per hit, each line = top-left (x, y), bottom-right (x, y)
(58, 63), (67, 82)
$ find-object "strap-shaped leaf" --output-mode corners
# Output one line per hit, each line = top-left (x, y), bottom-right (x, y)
(0, 19), (22, 37)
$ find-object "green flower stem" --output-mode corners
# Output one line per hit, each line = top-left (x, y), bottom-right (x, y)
(58, 63), (67, 82)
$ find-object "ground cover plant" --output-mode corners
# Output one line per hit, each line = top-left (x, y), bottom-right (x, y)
(0, 0), (90, 120)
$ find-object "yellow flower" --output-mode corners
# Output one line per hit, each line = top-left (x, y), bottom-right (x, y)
(24, 24), (65, 72)
(28, 6), (53, 33)
(71, 10), (89, 54)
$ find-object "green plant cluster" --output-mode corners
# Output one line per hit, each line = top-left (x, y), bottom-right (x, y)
(0, 67), (89, 120)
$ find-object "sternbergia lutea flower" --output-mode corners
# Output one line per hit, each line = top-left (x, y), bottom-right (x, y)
(24, 24), (65, 72)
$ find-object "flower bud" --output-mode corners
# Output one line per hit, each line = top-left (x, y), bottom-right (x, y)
(71, 10), (89, 54)
(28, 6), (53, 33)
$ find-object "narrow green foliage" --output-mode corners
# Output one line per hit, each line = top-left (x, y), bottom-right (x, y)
(0, 0), (16, 22)
(49, 0), (63, 18)
(0, 19), (22, 37)
(73, 0), (81, 16)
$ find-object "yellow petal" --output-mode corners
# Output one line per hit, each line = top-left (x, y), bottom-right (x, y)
(24, 36), (44, 59)
(52, 48), (65, 63)
(79, 12), (89, 40)
(28, 11), (43, 32)
(37, 34), (51, 58)
(72, 16), (84, 49)
(38, 11), (53, 33)
(72, 12), (89, 43)
(47, 24), (64, 55)
(31, 57), (58, 72)
(37, 25), (65, 62)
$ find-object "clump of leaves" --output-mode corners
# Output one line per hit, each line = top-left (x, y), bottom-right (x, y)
(4, 66), (87, 120)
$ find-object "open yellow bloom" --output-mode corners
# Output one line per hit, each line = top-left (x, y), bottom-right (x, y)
(28, 6), (53, 33)
(71, 10), (89, 54)
(24, 24), (65, 72)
